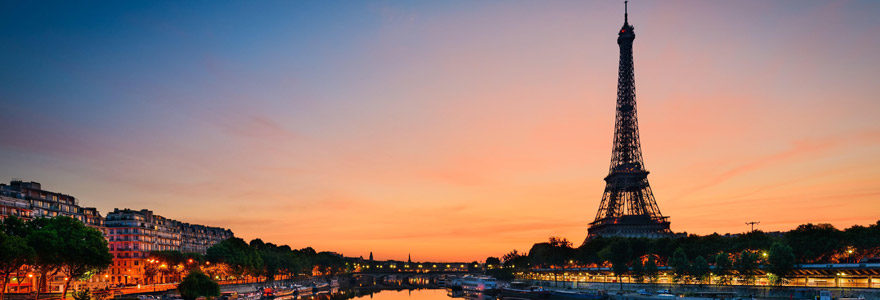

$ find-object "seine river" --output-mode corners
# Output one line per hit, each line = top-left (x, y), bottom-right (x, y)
(349, 289), (491, 300)
(281, 288), (493, 300)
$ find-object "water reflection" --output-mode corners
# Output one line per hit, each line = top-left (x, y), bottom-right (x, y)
(272, 288), (494, 300)
(447, 289), (496, 300)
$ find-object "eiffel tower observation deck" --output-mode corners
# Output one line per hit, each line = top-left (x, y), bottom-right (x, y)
(586, 2), (671, 240)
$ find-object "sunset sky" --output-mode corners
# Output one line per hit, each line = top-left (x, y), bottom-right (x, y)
(1, 1), (879, 262)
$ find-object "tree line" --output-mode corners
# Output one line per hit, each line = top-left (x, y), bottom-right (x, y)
(0, 216), (112, 300)
(1, 215), (348, 300)
(203, 237), (347, 282)
(143, 237), (347, 284)
(492, 221), (879, 286)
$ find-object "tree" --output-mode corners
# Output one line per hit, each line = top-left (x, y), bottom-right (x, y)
(577, 237), (609, 266)
(206, 238), (262, 282)
(767, 242), (796, 285)
(485, 256), (513, 281)
(0, 232), (31, 300)
(27, 217), (65, 300)
(714, 252), (733, 285)
(600, 240), (631, 290)
(528, 238), (573, 285)
(485, 257), (501, 267)
(0, 217), (34, 300)
(644, 256), (659, 283)
(501, 250), (529, 270)
(735, 251), (758, 284)
(313, 252), (345, 276)
(548, 236), (573, 248)
(177, 270), (219, 300)
(35, 217), (112, 299)
(143, 261), (159, 285)
(669, 247), (689, 283)
(843, 221), (880, 263)
(690, 256), (710, 284)
(631, 258), (645, 283)
(784, 223), (842, 263)
(254, 243), (283, 281)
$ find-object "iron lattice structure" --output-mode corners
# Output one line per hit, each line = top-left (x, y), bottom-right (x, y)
(587, 2), (671, 240)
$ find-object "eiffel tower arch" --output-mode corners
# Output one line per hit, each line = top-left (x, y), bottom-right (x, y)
(586, 2), (671, 242)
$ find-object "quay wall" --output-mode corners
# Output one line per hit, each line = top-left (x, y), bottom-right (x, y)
(533, 280), (880, 299)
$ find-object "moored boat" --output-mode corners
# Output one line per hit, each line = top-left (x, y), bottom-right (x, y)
(461, 276), (497, 292)
(500, 282), (550, 299)
(261, 287), (294, 299)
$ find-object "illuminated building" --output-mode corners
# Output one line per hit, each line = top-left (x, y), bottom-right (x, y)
(105, 208), (233, 285)
(0, 180), (103, 227)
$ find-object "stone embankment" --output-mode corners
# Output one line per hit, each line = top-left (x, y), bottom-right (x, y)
(533, 280), (879, 299)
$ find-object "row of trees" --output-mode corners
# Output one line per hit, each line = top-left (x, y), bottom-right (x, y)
(142, 237), (348, 285)
(492, 221), (879, 286)
(139, 239), (346, 300)
(203, 237), (346, 282)
(0, 216), (112, 300)
(509, 237), (795, 286)
(1, 215), (348, 300)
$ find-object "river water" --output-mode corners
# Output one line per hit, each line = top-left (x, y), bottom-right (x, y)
(353, 289), (478, 300)
(285, 288), (494, 300)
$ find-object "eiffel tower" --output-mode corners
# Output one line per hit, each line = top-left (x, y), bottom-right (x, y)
(586, 1), (671, 240)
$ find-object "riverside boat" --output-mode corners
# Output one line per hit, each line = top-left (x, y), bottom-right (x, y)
(446, 276), (463, 289)
(461, 276), (498, 292)
(261, 287), (294, 299)
(499, 282), (550, 299)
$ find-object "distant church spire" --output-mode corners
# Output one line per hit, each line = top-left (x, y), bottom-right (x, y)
(369, 251), (373, 261)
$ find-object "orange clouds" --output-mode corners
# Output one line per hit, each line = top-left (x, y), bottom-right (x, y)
(1, 1), (879, 261)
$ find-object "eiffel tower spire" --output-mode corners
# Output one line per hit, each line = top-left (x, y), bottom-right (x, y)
(586, 2), (671, 241)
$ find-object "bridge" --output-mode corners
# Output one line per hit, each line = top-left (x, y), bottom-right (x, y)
(348, 261), (481, 274)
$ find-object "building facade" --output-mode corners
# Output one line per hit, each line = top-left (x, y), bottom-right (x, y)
(104, 208), (233, 285)
(0, 180), (109, 292)
(0, 180), (103, 227)
(0, 180), (235, 289)
(0, 192), (32, 220)
(180, 223), (234, 254)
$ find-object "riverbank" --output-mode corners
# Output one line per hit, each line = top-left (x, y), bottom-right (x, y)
(532, 280), (877, 299)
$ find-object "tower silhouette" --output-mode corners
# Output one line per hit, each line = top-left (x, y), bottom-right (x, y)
(587, 1), (671, 240)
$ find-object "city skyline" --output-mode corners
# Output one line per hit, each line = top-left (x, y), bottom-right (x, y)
(2, 1), (879, 261)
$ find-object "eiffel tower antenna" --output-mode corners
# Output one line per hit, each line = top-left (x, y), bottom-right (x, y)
(586, 1), (671, 241)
